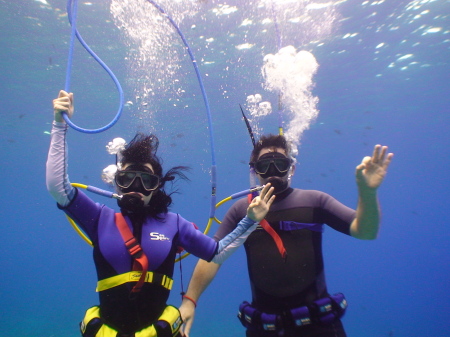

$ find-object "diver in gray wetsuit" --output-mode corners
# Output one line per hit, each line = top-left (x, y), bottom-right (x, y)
(179, 134), (393, 337)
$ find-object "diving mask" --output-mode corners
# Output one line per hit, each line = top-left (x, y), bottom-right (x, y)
(115, 170), (160, 192)
(251, 152), (292, 177)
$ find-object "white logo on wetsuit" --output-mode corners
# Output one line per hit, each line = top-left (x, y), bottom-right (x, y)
(150, 232), (170, 241)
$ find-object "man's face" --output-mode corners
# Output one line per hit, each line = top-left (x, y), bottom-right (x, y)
(254, 147), (294, 194)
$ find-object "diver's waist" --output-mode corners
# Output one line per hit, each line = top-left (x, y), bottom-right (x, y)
(238, 293), (347, 331)
(81, 304), (182, 337)
(97, 271), (173, 292)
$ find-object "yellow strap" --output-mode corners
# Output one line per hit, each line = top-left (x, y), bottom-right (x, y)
(81, 305), (181, 337)
(96, 271), (173, 292)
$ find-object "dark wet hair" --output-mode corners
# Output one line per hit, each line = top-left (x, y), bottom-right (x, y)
(250, 134), (294, 163)
(120, 133), (189, 218)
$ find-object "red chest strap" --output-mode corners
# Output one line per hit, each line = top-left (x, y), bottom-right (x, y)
(247, 194), (287, 259)
(115, 213), (149, 293)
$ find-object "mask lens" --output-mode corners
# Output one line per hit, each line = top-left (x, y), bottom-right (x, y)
(254, 160), (271, 174)
(140, 173), (159, 191)
(273, 158), (291, 172)
(116, 171), (137, 188)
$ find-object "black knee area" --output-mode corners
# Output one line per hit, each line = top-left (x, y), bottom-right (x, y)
(155, 319), (173, 337)
(80, 317), (102, 337)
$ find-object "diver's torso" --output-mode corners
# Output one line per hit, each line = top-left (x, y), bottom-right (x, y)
(94, 209), (179, 332)
(245, 207), (326, 312)
(222, 188), (354, 313)
(95, 209), (180, 278)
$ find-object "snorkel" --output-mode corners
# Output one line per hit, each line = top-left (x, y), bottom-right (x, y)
(240, 104), (260, 195)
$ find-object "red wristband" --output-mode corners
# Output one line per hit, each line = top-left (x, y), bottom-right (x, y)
(182, 295), (197, 308)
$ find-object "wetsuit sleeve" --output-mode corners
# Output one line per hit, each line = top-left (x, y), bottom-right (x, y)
(213, 198), (248, 241)
(216, 216), (255, 249)
(46, 121), (75, 207)
(317, 191), (356, 235)
(177, 216), (218, 261)
(46, 121), (102, 242)
(60, 189), (103, 242)
(212, 222), (257, 264)
(178, 213), (256, 262)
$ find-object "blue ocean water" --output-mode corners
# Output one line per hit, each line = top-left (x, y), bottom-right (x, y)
(0, 0), (449, 336)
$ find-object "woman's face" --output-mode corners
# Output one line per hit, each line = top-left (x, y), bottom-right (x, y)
(117, 163), (155, 206)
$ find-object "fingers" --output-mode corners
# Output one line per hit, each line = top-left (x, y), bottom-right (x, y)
(248, 184), (274, 207)
(384, 152), (394, 169)
(182, 317), (193, 337)
(260, 183), (275, 200)
(371, 145), (381, 163)
(58, 89), (69, 98)
(250, 185), (274, 209)
(266, 194), (276, 208)
(53, 95), (71, 111)
(372, 145), (393, 165)
(259, 183), (271, 198)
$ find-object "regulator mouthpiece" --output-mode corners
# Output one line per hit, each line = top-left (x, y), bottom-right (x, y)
(117, 193), (145, 212)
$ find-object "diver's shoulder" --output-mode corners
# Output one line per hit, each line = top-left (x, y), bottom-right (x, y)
(291, 188), (331, 197)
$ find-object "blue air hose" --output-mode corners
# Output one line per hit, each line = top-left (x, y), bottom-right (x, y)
(63, 0), (124, 133)
(145, 0), (218, 219)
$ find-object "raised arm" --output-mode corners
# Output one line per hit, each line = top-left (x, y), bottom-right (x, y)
(46, 90), (76, 207)
(350, 144), (394, 240)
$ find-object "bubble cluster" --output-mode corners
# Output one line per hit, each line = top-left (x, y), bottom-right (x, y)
(246, 94), (272, 117)
(262, 46), (319, 157)
(110, 0), (200, 117)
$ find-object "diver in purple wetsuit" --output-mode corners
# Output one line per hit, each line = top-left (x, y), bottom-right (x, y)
(46, 90), (275, 337)
(180, 134), (393, 337)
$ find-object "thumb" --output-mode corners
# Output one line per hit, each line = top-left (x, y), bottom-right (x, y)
(355, 163), (365, 180)
(356, 156), (371, 174)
